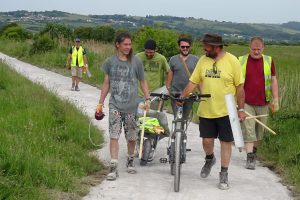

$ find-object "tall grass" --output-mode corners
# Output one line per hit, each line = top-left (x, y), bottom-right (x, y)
(0, 62), (104, 199)
(0, 39), (115, 88)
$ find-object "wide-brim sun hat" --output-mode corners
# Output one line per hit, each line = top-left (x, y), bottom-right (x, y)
(202, 33), (224, 46)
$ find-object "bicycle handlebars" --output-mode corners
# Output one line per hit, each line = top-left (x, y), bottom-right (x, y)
(150, 92), (211, 102)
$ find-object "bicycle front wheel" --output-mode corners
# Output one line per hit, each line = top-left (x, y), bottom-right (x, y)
(174, 131), (182, 192)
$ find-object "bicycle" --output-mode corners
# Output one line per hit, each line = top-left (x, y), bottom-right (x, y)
(151, 92), (211, 192)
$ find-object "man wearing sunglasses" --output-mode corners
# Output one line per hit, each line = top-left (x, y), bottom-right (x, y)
(180, 33), (246, 190)
(166, 37), (199, 120)
(66, 37), (88, 91)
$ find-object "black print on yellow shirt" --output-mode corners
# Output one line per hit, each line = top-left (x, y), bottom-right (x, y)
(144, 61), (159, 72)
(205, 68), (221, 78)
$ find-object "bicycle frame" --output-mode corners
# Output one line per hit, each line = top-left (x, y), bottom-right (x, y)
(149, 92), (211, 192)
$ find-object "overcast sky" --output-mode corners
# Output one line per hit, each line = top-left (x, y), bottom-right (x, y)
(1, 0), (300, 24)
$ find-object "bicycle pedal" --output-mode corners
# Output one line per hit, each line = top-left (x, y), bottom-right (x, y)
(186, 149), (191, 151)
(160, 158), (168, 163)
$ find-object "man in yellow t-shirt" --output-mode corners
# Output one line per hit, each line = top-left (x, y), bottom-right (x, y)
(180, 33), (246, 190)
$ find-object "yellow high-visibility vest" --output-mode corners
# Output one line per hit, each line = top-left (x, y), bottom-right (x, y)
(239, 54), (272, 101)
(71, 46), (84, 67)
(138, 117), (164, 134)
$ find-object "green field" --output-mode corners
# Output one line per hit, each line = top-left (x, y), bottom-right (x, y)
(0, 39), (299, 197)
(0, 62), (104, 200)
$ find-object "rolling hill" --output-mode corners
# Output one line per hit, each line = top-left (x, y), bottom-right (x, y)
(1, 10), (300, 42)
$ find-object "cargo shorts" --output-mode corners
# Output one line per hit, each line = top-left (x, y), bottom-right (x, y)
(109, 109), (138, 141)
(241, 104), (269, 142)
(71, 66), (82, 78)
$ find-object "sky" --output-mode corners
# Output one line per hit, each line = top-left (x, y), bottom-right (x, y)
(1, 0), (300, 24)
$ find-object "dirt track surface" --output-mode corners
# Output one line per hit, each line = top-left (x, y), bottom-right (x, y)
(0, 52), (292, 200)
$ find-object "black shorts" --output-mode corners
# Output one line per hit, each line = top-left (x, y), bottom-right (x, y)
(199, 116), (234, 142)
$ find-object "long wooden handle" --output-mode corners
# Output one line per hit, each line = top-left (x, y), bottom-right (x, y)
(157, 99), (163, 112)
(245, 114), (268, 120)
(138, 109), (147, 159)
(244, 111), (276, 135)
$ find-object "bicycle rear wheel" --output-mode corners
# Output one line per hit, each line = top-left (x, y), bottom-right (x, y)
(174, 131), (182, 192)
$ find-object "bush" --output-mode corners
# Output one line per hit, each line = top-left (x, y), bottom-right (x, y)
(40, 23), (73, 40)
(74, 26), (93, 40)
(91, 26), (115, 42)
(133, 26), (179, 59)
(0, 23), (31, 41)
(30, 35), (56, 54)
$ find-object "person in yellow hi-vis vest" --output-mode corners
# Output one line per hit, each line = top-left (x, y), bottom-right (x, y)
(66, 38), (88, 91)
(239, 36), (279, 170)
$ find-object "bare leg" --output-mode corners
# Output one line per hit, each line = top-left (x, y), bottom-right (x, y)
(110, 138), (119, 160)
(127, 140), (136, 156)
(245, 142), (254, 153)
(220, 141), (232, 167)
(202, 138), (214, 155)
(71, 76), (76, 85)
(75, 76), (80, 86)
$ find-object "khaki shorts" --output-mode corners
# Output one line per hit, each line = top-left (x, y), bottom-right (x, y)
(241, 104), (269, 142)
(71, 66), (82, 78)
(109, 109), (138, 141)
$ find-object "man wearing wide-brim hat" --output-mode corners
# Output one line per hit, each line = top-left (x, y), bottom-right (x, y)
(179, 33), (246, 190)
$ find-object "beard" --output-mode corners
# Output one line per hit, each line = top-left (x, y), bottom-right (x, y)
(206, 51), (217, 59)
(180, 51), (189, 56)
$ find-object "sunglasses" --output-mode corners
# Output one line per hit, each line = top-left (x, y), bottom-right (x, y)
(180, 46), (190, 49)
(213, 62), (218, 74)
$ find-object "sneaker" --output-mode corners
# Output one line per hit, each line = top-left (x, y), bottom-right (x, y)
(200, 156), (216, 178)
(126, 157), (137, 174)
(218, 171), (229, 190)
(106, 162), (119, 181)
(245, 153), (256, 170)
(75, 85), (80, 91)
(71, 83), (75, 91)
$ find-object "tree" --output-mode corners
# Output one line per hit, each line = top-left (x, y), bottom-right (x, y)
(133, 26), (179, 59)
(40, 23), (73, 40)
(91, 26), (115, 42)
(74, 26), (93, 40)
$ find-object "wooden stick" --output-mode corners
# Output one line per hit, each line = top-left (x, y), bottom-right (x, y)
(138, 109), (147, 159)
(245, 114), (268, 120)
(157, 99), (163, 112)
(244, 111), (276, 135)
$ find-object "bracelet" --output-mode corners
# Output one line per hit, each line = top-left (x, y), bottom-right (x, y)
(145, 97), (151, 101)
(98, 103), (104, 106)
(238, 108), (245, 112)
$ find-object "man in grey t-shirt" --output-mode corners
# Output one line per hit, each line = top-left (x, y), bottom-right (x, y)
(166, 38), (199, 120)
(96, 32), (150, 181)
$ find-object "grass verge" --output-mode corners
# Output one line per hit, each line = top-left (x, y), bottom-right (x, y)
(0, 62), (104, 200)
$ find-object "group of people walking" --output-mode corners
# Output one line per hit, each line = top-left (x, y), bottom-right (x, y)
(67, 31), (279, 190)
